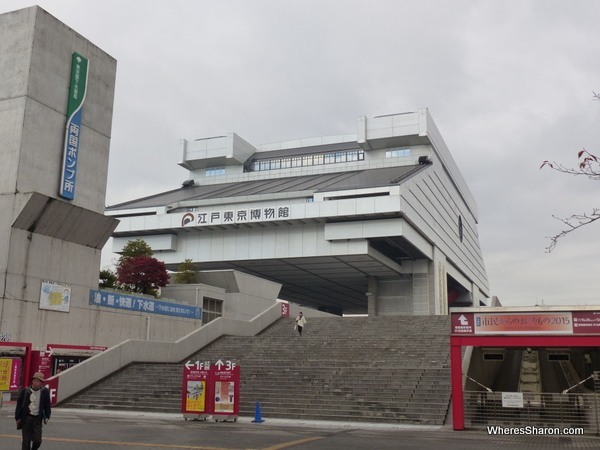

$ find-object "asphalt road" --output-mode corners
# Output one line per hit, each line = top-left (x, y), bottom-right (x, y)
(1, 407), (599, 449)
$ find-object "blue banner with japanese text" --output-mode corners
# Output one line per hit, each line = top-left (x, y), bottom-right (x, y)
(89, 289), (202, 319)
(60, 52), (88, 200)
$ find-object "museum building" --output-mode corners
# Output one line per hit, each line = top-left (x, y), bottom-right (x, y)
(107, 109), (490, 316)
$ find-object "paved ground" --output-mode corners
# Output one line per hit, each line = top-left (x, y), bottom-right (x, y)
(1, 407), (600, 449)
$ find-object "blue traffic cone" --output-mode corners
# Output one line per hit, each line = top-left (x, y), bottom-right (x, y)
(251, 401), (265, 423)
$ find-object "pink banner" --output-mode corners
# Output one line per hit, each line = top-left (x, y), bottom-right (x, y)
(452, 310), (600, 335)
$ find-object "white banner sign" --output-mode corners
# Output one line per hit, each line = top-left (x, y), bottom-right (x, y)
(180, 205), (291, 227)
(501, 392), (524, 408)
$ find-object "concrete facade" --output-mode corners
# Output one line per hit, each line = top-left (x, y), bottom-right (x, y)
(108, 110), (490, 316)
(0, 6), (120, 348)
(0, 7), (331, 356)
(162, 270), (282, 322)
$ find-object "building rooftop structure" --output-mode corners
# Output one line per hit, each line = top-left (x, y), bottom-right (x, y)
(107, 109), (489, 316)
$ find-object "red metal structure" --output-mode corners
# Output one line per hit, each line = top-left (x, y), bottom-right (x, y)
(451, 334), (600, 430)
(450, 308), (600, 430)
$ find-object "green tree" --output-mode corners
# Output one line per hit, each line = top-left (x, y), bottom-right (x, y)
(174, 258), (197, 284)
(99, 268), (118, 289)
(117, 238), (153, 266)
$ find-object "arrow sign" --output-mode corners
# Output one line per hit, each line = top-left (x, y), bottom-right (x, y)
(215, 359), (224, 370)
(458, 315), (469, 326)
(185, 360), (195, 370)
(47, 346), (54, 357)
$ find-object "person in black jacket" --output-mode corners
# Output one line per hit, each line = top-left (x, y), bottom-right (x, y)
(15, 371), (51, 450)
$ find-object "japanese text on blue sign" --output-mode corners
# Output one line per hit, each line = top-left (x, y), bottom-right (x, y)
(89, 290), (201, 319)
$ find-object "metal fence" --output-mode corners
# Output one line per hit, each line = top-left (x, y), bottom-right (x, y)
(464, 390), (600, 434)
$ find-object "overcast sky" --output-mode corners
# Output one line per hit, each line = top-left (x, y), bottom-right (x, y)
(4, 0), (600, 307)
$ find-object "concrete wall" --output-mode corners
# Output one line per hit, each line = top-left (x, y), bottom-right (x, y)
(0, 7), (116, 212)
(0, 6), (119, 347)
(398, 155), (489, 305)
(162, 270), (335, 322)
(376, 277), (414, 315)
(162, 270), (283, 322)
(54, 302), (284, 403)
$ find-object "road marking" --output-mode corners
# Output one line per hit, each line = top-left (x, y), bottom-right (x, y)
(0, 434), (234, 449)
(261, 436), (327, 450)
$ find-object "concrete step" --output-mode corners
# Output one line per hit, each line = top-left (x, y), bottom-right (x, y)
(62, 315), (452, 425)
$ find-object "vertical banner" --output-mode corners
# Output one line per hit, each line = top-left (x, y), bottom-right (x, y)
(181, 361), (211, 417)
(10, 358), (21, 390)
(211, 361), (240, 418)
(59, 52), (89, 200)
(280, 302), (289, 318)
(30, 350), (53, 382)
(0, 358), (24, 391)
(0, 358), (11, 390)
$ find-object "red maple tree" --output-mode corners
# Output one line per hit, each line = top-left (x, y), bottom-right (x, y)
(116, 255), (169, 296)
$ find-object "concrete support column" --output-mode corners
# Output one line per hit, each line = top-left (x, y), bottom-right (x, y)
(367, 276), (378, 317)
(432, 247), (448, 315)
(412, 260), (429, 315)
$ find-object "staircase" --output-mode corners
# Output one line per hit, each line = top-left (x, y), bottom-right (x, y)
(61, 316), (451, 424)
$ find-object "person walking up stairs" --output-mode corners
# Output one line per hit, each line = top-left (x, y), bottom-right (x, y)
(295, 312), (307, 336)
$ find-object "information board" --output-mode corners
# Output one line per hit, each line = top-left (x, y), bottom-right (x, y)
(181, 359), (239, 421)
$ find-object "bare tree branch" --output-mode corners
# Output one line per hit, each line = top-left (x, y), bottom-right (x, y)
(540, 148), (600, 181)
(546, 209), (600, 252)
(540, 92), (600, 251)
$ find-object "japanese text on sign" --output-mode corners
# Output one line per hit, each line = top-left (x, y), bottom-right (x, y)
(181, 206), (290, 227)
(89, 289), (201, 319)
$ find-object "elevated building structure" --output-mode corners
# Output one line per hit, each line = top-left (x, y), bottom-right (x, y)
(108, 110), (490, 315)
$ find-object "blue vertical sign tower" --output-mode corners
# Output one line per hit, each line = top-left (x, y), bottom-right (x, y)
(59, 52), (89, 200)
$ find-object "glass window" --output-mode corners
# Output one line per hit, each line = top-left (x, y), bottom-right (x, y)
(245, 148), (365, 172)
(202, 297), (223, 325)
(206, 167), (225, 176)
(385, 148), (411, 158)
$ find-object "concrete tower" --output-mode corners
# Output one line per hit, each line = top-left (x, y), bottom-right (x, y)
(0, 6), (118, 346)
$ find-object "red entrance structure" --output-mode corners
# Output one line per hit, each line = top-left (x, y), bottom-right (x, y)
(450, 308), (600, 430)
